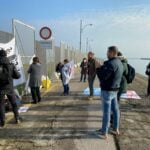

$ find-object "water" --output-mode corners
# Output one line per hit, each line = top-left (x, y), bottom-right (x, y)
(128, 59), (150, 76)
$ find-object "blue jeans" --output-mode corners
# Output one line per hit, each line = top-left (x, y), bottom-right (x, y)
(63, 84), (69, 94)
(101, 90), (120, 134)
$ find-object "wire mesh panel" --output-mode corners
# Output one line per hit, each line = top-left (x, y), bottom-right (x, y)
(13, 20), (35, 65)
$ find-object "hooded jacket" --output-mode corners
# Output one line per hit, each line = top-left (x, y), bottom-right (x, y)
(0, 56), (21, 94)
(118, 56), (128, 94)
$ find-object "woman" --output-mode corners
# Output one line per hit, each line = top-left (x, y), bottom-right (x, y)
(28, 57), (42, 104)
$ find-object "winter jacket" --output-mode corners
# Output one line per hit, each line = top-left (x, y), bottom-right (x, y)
(62, 63), (71, 85)
(28, 63), (42, 87)
(118, 57), (128, 94)
(80, 61), (88, 74)
(97, 57), (123, 91)
(88, 58), (96, 76)
(0, 56), (21, 94)
(146, 62), (150, 77)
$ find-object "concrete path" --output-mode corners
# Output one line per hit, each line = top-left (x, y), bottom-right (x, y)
(0, 76), (117, 150)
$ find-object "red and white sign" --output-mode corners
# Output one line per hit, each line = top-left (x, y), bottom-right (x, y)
(39, 26), (52, 40)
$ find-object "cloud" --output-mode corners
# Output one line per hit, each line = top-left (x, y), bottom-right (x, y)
(32, 5), (150, 58)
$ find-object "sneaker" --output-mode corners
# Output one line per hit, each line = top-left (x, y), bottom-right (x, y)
(31, 101), (37, 104)
(0, 122), (5, 128)
(88, 96), (94, 100)
(96, 129), (108, 139)
(15, 117), (23, 124)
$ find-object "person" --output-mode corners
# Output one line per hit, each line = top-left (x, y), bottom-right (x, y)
(80, 58), (88, 82)
(0, 49), (21, 127)
(28, 57), (42, 104)
(62, 59), (71, 95)
(117, 51), (128, 101)
(110, 51), (128, 126)
(145, 62), (150, 96)
(96, 46), (123, 139)
(56, 62), (63, 80)
(87, 52), (96, 100)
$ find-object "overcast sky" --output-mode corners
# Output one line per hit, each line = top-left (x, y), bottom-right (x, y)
(0, 0), (150, 58)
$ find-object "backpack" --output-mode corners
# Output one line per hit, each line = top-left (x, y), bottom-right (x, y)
(145, 64), (150, 76)
(0, 64), (10, 86)
(125, 64), (135, 84)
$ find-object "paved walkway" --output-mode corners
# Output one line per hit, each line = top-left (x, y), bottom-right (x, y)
(0, 75), (117, 150)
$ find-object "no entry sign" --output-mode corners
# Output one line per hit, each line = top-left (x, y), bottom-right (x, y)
(40, 26), (52, 40)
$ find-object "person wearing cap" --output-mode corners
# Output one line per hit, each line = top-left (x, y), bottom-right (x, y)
(0, 49), (21, 127)
(87, 51), (97, 100)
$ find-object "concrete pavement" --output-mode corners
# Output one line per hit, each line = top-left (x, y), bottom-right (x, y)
(0, 75), (117, 150)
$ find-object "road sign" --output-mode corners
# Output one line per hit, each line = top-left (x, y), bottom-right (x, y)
(40, 27), (52, 40)
(39, 40), (52, 49)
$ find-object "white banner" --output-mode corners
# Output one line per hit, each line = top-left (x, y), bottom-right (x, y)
(0, 38), (26, 86)
(0, 38), (15, 57)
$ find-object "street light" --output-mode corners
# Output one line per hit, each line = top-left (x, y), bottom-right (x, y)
(79, 20), (93, 52)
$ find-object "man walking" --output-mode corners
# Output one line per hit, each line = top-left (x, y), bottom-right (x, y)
(0, 49), (21, 127)
(97, 46), (123, 139)
(87, 52), (96, 100)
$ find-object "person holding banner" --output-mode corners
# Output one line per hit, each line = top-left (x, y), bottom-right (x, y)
(28, 57), (42, 104)
(0, 49), (21, 127)
(62, 59), (71, 96)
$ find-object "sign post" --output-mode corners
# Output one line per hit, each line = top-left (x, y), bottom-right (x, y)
(39, 26), (52, 89)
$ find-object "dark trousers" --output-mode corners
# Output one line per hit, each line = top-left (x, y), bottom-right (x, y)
(80, 73), (87, 82)
(88, 75), (96, 96)
(0, 94), (19, 125)
(148, 78), (150, 96)
(63, 84), (69, 94)
(31, 87), (41, 103)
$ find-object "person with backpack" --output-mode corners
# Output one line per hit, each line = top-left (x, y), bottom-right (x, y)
(96, 46), (123, 139)
(117, 52), (129, 101)
(145, 62), (150, 96)
(28, 57), (42, 104)
(0, 49), (21, 127)
(80, 58), (88, 82)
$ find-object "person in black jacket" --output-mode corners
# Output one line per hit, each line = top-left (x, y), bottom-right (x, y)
(146, 62), (150, 96)
(0, 49), (21, 127)
(96, 46), (123, 139)
(80, 58), (88, 82)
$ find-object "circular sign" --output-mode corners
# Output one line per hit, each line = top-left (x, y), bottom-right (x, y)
(40, 27), (52, 40)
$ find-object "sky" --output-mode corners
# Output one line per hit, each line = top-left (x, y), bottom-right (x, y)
(0, 0), (150, 58)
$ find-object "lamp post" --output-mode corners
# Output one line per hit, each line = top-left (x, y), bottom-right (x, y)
(79, 20), (92, 52)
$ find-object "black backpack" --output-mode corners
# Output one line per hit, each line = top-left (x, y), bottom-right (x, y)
(125, 64), (135, 84)
(0, 64), (10, 86)
(145, 64), (150, 76)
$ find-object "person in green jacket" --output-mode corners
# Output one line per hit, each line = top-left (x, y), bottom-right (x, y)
(117, 51), (128, 102)
(110, 51), (128, 126)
